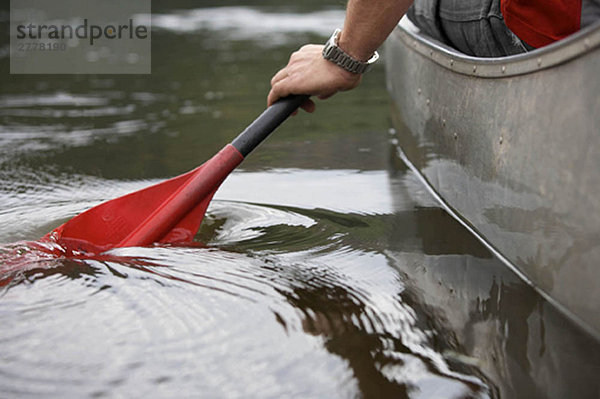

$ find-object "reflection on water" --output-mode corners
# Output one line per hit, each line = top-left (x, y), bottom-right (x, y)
(1, 2), (600, 398)
(0, 190), (490, 398)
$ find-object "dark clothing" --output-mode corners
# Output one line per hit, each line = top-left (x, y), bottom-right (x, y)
(407, 0), (528, 57)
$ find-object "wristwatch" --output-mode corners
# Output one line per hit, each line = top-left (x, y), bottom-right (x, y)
(322, 28), (379, 74)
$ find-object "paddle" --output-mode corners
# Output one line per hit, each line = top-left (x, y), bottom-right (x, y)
(41, 95), (309, 255)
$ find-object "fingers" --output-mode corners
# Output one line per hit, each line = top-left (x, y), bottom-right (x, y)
(270, 68), (288, 87)
(291, 99), (315, 116)
(301, 99), (315, 113)
(267, 80), (291, 107)
(268, 43), (356, 111)
(269, 79), (315, 113)
(267, 88), (278, 108)
(269, 82), (315, 115)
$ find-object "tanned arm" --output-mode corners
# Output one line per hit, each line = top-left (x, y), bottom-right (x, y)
(267, 0), (413, 112)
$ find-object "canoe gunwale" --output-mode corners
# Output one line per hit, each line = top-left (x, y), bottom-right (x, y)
(395, 17), (600, 78)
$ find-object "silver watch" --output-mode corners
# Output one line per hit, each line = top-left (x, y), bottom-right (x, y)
(322, 28), (379, 74)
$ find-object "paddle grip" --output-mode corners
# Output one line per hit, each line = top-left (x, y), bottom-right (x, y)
(231, 94), (310, 157)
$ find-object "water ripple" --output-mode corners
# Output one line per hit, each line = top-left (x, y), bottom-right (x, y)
(0, 170), (491, 398)
(142, 7), (345, 42)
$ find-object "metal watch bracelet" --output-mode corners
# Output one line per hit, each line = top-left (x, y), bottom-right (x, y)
(322, 28), (379, 74)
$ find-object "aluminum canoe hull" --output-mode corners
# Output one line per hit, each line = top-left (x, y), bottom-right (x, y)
(385, 18), (600, 337)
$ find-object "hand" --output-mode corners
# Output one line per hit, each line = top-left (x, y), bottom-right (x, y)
(267, 44), (362, 113)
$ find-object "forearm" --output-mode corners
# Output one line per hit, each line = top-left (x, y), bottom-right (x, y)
(339, 0), (413, 61)
(267, 0), (412, 109)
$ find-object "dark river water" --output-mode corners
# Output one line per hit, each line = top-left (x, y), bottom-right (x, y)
(1, 2), (600, 398)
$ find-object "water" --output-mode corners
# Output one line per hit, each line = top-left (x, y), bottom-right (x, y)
(2, 3), (600, 398)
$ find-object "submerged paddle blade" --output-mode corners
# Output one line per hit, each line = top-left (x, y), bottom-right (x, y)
(45, 168), (198, 253)
(40, 96), (305, 255)
(44, 145), (244, 253)
(158, 187), (218, 244)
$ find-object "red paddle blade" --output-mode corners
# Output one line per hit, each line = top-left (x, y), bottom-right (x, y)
(43, 145), (244, 254)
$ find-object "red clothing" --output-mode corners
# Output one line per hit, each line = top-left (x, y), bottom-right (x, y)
(501, 0), (582, 48)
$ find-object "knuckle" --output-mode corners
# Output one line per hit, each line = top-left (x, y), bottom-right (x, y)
(304, 44), (320, 51)
(272, 81), (284, 94)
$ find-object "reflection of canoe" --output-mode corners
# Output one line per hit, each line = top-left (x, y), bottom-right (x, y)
(385, 17), (600, 338)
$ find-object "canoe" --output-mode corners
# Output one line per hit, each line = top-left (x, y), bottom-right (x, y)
(385, 17), (600, 338)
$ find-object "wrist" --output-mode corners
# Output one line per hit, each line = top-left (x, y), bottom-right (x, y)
(327, 57), (362, 84)
(321, 29), (379, 74)
(337, 31), (375, 62)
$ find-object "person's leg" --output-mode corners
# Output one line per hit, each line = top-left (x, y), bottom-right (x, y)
(407, 0), (529, 57)
(582, 0), (600, 28)
(406, 0), (450, 45)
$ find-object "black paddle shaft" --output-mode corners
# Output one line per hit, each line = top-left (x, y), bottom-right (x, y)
(231, 95), (310, 157)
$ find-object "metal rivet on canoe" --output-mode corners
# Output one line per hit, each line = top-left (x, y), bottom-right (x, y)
(472, 65), (477, 73)
(499, 137), (503, 144)
(426, 99), (430, 105)
(537, 57), (542, 67)
(450, 59), (454, 67)
(442, 119), (446, 126)
(430, 50), (434, 57)
(501, 66), (506, 73)
(453, 133), (458, 140)
(417, 88), (421, 95)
